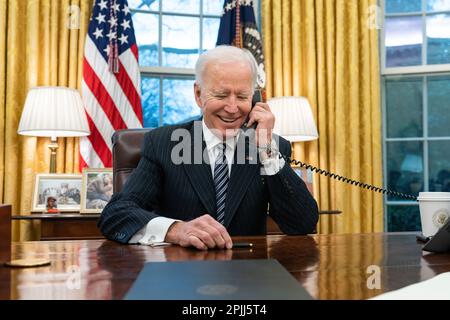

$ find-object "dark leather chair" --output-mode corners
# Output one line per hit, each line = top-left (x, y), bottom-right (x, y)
(112, 128), (152, 193)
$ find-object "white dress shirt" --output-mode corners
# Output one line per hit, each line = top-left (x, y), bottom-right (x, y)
(129, 120), (285, 245)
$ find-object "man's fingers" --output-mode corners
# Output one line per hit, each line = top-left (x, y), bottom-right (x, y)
(202, 224), (226, 249)
(201, 216), (232, 249)
(222, 229), (233, 249)
(193, 230), (216, 249)
(187, 215), (233, 250)
(260, 103), (271, 111)
(212, 222), (233, 249)
(246, 117), (256, 128)
(252, 104), (270, 112)
(188, 235), (208, 250)
(246, 110), (261, 127)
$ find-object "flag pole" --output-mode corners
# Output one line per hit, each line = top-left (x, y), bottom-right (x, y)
(235, 0), (242, 48)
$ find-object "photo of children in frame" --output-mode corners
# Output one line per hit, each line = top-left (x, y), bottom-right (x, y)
(80, 168), (113, 213)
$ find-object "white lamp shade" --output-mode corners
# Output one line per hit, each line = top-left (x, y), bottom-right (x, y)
(268, 96), (319, 142)
(18, 86), (90, 138)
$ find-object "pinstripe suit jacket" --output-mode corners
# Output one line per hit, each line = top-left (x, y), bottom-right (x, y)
(98, 120), (319, 243)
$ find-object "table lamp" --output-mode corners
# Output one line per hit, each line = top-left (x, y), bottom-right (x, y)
(267, 96), (319, 142)
(17, 86), (90, 173)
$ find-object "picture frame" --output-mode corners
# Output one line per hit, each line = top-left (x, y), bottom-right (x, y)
(32, 174), (83, 212)
(80, 168), (113, 214)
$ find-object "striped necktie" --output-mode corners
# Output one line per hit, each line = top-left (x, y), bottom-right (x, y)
(214, 143), (229, 225)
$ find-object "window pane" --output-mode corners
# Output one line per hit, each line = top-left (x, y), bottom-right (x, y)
(162, 0), (200, 14)
(386, 77), (423, 138)
(428, 75), (450, 136)
(162, 78), (200, 125)
(385, 16), (423, 67)
(133, 13), (159, 66)
(141, 77), (160, 127)
(203, 18), (220, 51)
(429, 141), (450, 192)
(162, 15), (199, 68)
(128, 0), (159, 11)
(386, 141), (424, 201)
(387, 205), (421, 232)
(385, 0), (421, 14)
(426, 14), (450, 64)
(204, 0), (223, 15)
(427, 0), (450, 12)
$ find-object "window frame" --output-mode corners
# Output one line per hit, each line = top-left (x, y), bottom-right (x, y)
(130, 0), (222, 127)
(380, 0), (450, 74)
(381, 0), (450, 231)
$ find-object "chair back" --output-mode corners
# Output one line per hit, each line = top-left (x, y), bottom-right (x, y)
(112, 128), (152, 192)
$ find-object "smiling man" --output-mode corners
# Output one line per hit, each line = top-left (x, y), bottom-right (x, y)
(98, 45), (318, 250)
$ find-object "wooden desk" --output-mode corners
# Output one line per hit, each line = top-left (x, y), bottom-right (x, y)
(2, 233), (450, 300)
(11, 214), (103, 240)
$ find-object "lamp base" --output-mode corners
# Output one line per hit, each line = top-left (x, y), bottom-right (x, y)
(48, 137), (58, 174)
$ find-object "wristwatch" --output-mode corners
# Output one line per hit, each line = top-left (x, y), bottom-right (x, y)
(258, 142), (274, 159)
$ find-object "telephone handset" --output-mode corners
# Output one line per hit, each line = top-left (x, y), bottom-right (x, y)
(247, 90), (417, 201)
(241, 90), (263, 131)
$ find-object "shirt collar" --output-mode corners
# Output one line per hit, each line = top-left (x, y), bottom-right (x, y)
(202, 119), (239, 152)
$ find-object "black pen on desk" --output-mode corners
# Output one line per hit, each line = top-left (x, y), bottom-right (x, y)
(233, 242), (253, 249)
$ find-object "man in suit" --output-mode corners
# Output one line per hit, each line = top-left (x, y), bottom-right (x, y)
(99, 45), (319, 250)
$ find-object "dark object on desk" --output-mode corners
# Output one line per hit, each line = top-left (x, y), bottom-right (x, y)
(421, 218), (450, 253)
(125, 259), (312, 300)
(416, 234), (431, 243)
(233, 242), (253, 249)
(0, 204), (12, 264)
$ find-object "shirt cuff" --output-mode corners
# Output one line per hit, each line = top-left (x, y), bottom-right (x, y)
(259, 140), (285, 176)
(128, 217), (179, 246)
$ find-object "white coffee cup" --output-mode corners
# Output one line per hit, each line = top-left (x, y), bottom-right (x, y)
(417, 192), (450, 237)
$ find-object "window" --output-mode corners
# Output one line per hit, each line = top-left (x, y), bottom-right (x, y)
(128, 0), (222, 127)
(382, 0), (450, 231)
(383, 0), (450, 70)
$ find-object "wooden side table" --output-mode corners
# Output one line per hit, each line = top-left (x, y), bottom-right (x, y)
(11, 214), (103, 240)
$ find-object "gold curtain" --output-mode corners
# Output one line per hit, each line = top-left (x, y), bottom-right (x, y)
(262, 0), (383, 233)
(0, 0), (92, 240)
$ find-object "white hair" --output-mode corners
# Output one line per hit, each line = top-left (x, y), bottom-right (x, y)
(195, 45), (258, 88)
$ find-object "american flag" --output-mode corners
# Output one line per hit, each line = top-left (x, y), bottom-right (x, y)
(216, 0), (265, 89)
(80, 0), (143, 169)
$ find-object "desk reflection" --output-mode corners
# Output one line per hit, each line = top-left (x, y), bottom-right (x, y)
(4, 234), (450, 300)
(6, 242), (105, 299)
(95, 238), (271, 299)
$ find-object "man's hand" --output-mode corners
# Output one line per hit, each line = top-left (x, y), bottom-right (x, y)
(164, 214), (233, 250)
(246, 102), (275, 147)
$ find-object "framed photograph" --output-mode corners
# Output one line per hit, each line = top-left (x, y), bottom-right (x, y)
(32, 174), (83, 212)
(80, 168), (113, 214)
